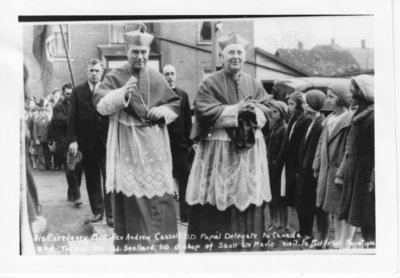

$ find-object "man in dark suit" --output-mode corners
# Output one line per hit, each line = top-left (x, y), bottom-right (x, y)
(49, 83), (83, 205)
(163, 64), (193, 223)
(68, 59), (112, 226)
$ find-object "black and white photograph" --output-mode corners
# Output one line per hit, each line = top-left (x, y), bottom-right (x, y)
(20, 16), (378, 255)
(1, 0), (399, 277)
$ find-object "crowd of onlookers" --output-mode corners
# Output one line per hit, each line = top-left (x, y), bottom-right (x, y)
(23, 59), (374, 253)
(25, 90), (62, 171)
(263, 75), (374, 249)
(24, 74), (375, 251)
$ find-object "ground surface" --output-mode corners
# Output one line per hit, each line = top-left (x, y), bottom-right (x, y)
(29, 168), (369, 255)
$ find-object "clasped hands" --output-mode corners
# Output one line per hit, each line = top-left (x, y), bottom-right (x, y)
(237, 95), (257, 114)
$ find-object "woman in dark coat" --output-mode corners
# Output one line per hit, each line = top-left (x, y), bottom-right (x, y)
(295, 90), (326, 241)
(336, 75), (375, 246)
(312, 83), (354, 248)
(284, 92), (311, 208)
(264, 100), (289, 231)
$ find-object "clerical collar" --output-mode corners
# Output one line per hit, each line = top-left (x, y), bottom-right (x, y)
(223, 68), (241, 80)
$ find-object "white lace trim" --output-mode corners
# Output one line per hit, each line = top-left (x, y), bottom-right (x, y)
(107, 167), (174, 198)
(105, 110), (175, 198)
(186, 129), (272, 211)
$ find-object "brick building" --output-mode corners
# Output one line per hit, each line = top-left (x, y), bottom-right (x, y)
(23, 20), (256, 104)
(23, 21), (374, 103)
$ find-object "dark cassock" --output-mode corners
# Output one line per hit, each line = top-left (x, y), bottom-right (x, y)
(185, 34), (273, 253)
(93, 26), (181, 254)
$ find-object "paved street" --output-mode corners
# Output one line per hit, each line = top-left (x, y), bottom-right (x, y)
(32, 168), (188, 255)
(31, 168), (369, 255)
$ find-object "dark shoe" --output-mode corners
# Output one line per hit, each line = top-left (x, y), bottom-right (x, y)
(180, 215), (188, 223)
(302, 235), (315, 245)
(90, 214), (103, 223)
(74, 199), (82, 208)
(294, 231), (302, 238)
(106, 217), (113, 227)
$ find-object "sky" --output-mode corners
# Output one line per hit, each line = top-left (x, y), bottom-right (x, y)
(254, 16), (374, 53)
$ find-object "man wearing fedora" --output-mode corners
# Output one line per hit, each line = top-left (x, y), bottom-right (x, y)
(93, 24), (181, 254)
(185, 33), (273, 252)
(68, 59), (112, 226)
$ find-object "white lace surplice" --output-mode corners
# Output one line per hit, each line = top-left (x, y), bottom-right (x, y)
(186, 114), (272, 212)
(97, 87), (175, 198)
(110, 112), (174, 197)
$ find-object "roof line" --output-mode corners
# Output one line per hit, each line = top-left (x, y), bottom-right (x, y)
(322, 69), (374, 78)
(245, 59), (306, 76)
(255, 47), (311, 76)
(154, 33), (212, 53)
(154, 34), (307, 76)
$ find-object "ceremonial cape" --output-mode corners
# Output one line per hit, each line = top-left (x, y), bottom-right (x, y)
(186, 69), (272, 211)
(94, 64), (180, 198)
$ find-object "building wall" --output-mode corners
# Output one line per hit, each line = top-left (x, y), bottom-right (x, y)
(24, 20), (255, 104)
(66, 24), (109, 86)
(158, 20), (255, 104)
(23, 24), (109, 98)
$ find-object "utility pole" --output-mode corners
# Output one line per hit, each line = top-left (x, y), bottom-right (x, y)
(59, 25), (75, 87)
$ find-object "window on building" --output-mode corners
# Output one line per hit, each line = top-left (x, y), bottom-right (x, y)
(198, 21), (212, 43)
(109, 23), (126, 44)
(54, 24), (69, 58)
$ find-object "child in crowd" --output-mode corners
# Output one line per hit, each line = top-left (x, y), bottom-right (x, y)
(336, 75), (375, 247)
(33, 108), (51, 171)
(283, 92), (311, 233)
(313, 83), (354, 248)
(295, 90), (326, 243)
(265, 100), (289, 232)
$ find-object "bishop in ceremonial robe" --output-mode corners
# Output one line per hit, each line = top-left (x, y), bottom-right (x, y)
(93, 25), (180, 254)
(185, 34), (273, 252)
